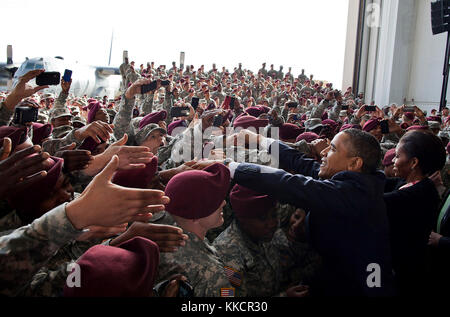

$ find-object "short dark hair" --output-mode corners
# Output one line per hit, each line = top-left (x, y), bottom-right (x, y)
(398, 130), (446, 175)
(342, 129), (381, 174)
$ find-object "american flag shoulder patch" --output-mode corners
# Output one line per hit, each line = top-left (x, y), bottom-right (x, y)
(224, 266), (243, 287)
(220, 287), (235, 297)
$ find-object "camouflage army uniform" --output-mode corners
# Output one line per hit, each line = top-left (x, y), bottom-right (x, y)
(119, 62), (130, 88)
(140, 93), (154, 115)
(68, 171), (94, 194)
(157, 230), (233, 297)
(212, 91), (225, 106)
(51, 125), (73, 139)
(298, 73), (308, 84)
(206, 201), (234, 243)
(272, 228), (322, 290)
(213, 219), (282, 297)
(258, 67), (268, 77)
(0, 208), (24, 236)
(42, 129), (82, 155)
(112, 94), (136, 143)
(53, 91), (69, 109)
(20, 237), (102, 296)
(299, 86), (315, 96)
(0, 203), (83, 296)
(125, 68), (140, 87)
(310, 98), (331, 119)
(169, 123), (213, 165)
(0, 101), (14, 126)
(268, 69), (278, 79)
(179, 89), (190, 100)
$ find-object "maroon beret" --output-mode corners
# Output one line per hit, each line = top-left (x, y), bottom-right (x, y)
(9, 156), (63, 223)
(165, 163), (230, 219)
(404, 112), (415, 121)
(230, 184), (276, 219)
(87, 101), (104, 124)
(32, 123), (53, 145)
(245, 106), (265, 117)
(167, 119), (188, 136)
(0, 126), (27, 152)
(362, 118), (380, 132)
(112, 156), (158, 189)
(279, 123), (303, 141)
(427, 116), (442, 123)
(322, 119), (338, 130)
(260, 105), (271, 113)
(321, 112), (328, 120)
(340, 123), (362, 132)
(406, 125), (429, 131)
(139, 110), (168, 129)
(296, 132), (319, 143)
(383, 148), (396, 167)
(233, 115), (269, 130)
(64, 237), (159, 297)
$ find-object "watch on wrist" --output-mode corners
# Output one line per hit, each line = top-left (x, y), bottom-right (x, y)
(223, 158), (233, 166)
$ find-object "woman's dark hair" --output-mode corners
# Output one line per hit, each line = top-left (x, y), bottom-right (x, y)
(399, 130), (446, 175)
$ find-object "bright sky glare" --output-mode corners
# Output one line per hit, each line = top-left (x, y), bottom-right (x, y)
(1, 0), (349, 87)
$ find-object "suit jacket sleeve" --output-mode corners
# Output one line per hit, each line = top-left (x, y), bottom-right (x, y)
(269, 140), (320, 179)
(234, 163), (350, 218)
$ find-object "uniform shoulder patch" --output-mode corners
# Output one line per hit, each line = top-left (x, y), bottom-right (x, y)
(220, 287), (235, 297)
(224, 266), (243, 287)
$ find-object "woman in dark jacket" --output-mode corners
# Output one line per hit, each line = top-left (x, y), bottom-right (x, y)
(383, 130), (446, 295)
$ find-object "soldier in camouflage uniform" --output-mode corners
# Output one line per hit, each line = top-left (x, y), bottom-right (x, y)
(213, 184), (282, 296)
(157, 163), (234, 297)
(268, 65), (278, 79)
(297, 69), (308, 84)
(272, 208), (322, 292)
(0, 203), (85, 296)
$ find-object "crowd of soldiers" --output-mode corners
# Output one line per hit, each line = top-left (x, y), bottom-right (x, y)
(0, 58), (450, 297)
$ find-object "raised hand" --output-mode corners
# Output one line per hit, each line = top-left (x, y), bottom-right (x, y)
(65, 155), (170, 229)
(110, 221), (188, 252)
(0, 144), (52, 199)
(3, 69), (49, 110)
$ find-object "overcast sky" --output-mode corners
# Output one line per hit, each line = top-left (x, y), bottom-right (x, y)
(1, 0), (349, 87)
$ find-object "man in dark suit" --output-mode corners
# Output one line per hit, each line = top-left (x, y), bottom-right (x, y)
(223, 128), (396, 296)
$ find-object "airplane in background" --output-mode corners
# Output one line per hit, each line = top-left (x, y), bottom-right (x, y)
(0, 45), (22, 91)
(0, 45), (123, 98)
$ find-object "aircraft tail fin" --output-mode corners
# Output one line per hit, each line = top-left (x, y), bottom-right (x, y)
(7, 45), (12, 65)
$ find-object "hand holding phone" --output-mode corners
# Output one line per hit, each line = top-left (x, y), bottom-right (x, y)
(191, 97), (200, 110)
(365, 105), (376, 112)
(213, 115), (223, 127)
(170, 106), (190, 118)
(380, 120), (390, 134)
(13, 106), (38, 125)
(141, 81), (157, 94)
(36, 72), (60, 86)
(63, 69), (72, 82)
